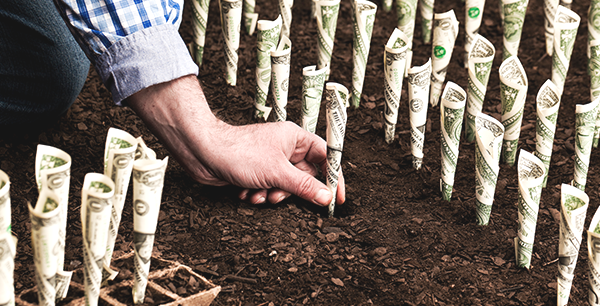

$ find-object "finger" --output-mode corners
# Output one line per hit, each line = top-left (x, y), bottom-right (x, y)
(275, 163), (332, 206)
(287, 125), (328, 166)
(336, 170), (346, 205)
(239, 188), (250, 201)
(267, 189), (292, 204)
(248, 189), (268, 204)
(293, 160), (319, 177)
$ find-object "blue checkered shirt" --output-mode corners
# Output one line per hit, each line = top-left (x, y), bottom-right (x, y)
(55, 0), (198, 104)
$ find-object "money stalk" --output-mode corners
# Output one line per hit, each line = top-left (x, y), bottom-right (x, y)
(253, 16), (282, 120)
(301, 65), (328, 133)
(219, 0), (243, 86)
(465, 34), (495, 143)
(325, 82), (349, 217)
(499, 56), (528, 166)
(350, 0), (377, 108)
(408, 59), (432, 170)
(429, 10), (459, 107)
(440, 82), (466, 201)
(383, 28), (409, 144)
(271, 36), (292, 122)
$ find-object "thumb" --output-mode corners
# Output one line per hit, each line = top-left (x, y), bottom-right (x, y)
(276, 163), (333, 206)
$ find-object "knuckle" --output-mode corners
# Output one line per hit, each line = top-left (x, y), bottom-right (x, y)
(296, 175), (315, 198)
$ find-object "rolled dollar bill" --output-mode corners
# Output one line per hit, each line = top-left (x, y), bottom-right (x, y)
(501, 0), (529, 60)
(551, 6), (580, 95)
(440, 82), (466, 201)
(219, 0), (243, 86)
(29, 188), (62, 305)
(102, 128), (138, 284)
(395, 0), (417, 75)
(514, 150), (545, 269)
(279, 0), (293, 38)
(383, 0), (392, 12)
(325, 82), (349, 217)
(35, 144), (72, 299)
(465, 34), (495, 142)
(350, 0), (377, 108)
(408, 59), (432, 170)
(242, 0), (258, 35)
(0, 170), (10, 234)
(81, 173), (115, 306)
(191, 0), (210, 66)
(0, 232), (16, 306)
(135, 137), (157, 161)
(419, 0), (435, 43)
(271, 36), (292, 122)
(132, 157), (169, 304)
(589, 0), (600, 58)
(499, 56), (528, 166)
(543, 0), (559, 56)
(534, 80), (561, 188)
(591, 40), (600, 148)
(315, 0), (340, 80)
(590, 41), (600, 105)
(383, 28), (409, 144)
(464, 0), (486, 66)
(474, 113), (504, 225)
(557, 184), (589, 305)
(301, 65), (328, 133)
(253, 16), (282, 120)
(587, 204), (600, 305)
(572, 97), (600, 191)
(429, 10), (459, 107)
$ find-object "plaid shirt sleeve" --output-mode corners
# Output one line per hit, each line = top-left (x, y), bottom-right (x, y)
(54, 0), (198, 104)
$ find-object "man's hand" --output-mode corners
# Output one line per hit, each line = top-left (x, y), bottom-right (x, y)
(125, 75), (345, 206)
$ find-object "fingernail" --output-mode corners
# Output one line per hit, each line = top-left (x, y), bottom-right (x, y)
(275, 195), (286, 204)
(239, 191), (248, 201)
(254, 196), (265, 205)
(314, 189), (332, 206)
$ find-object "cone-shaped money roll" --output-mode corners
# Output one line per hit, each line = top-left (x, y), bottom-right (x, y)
(301, 65), (328, 133)
(589, 0), (600, 58)
(592, 40), (600, 99)
(350, 0), (377, 108)
(557, 184), (589, 306)
(242, 0), (258, 35)
(271, 36), (292, 122)
(474, 113), (504, 225)
(315, 0), (340, 80)
(279, 0), (293, 38)
(465, 35), (495, 142)
(395, 0), (417, 74)
(102, 128), (137, 283)
(0, 170), (10, 234)
(132, 157), (168, 305)
(501, 0), (529, 60)
(383, 28), (409, 144)
(135, 137), (157, 161)
(0, 232), (16, 306)
(408, 59), (432, 170)
(551, 6), (580, 96)
(35, 144), (71, 298)
(499, 56), (528, 166)
(587, 205), (600, 305)
(429, 10), (459, 107)
(191, 0), (210, 66)
(572, 97), (600, 191)
(464, 0), (486, 67)
(543, 0), (559, 56)
(254, 16), (282, 120)
(534, 80), (561, 188)
(419, 0), (435, 43)
(219, 0), (243, 86)
(29, 188), (62, 306)
(81, 173), (115, 306)
(325, 82), (349, 217)
(590, 40), (600, 148)
(440, 82), (466, 201)
(514, 150), (545, 269)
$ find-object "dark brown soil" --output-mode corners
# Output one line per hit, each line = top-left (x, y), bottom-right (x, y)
(5, 0), (599, 305)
